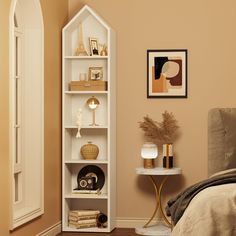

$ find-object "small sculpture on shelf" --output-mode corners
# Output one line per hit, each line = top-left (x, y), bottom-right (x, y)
(74, 22), (88, 56)
(76, 108), (82, 138)
(86, 96), (100, 126)
(100, 44), (108, 56)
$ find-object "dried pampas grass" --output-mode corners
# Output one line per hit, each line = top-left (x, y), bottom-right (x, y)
(139, 111), (179, 144)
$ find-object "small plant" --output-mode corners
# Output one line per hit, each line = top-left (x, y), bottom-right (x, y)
(139, 111), (179, 144)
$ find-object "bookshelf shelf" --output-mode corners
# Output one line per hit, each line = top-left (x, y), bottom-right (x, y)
(64, 125), (108, 129)
(65, 91), (108, 94)
(64, 56), (108, 60)
(65, 193), (108, 199)
(65, 160), (108, 164)
(63, 226), (110, 233)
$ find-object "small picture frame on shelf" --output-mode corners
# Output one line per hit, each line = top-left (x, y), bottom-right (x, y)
(89, 67), (103, 81)
(89, 37), (99, 56)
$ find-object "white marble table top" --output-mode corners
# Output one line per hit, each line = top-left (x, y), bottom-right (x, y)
(136, 167), (181, 176)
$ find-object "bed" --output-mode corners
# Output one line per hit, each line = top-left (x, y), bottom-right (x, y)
(166, 108), (236, 236)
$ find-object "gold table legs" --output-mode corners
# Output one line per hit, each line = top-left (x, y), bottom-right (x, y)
(143, 175), (172, 228)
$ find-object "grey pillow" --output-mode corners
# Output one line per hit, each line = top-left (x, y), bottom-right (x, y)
(208, 108), (236, 176)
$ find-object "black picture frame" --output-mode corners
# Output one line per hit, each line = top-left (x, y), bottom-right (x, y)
(147, 49), (188, 98)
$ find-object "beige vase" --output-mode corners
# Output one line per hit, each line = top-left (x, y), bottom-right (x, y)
(80, 141), (99, 160)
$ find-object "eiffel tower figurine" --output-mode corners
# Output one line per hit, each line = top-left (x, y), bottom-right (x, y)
(75, 22), (88, 56)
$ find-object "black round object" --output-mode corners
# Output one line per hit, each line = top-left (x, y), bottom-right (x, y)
(97, 213), (108, 224)
(77, 165), (105, 190)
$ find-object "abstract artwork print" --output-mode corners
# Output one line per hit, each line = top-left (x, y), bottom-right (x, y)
(147, 50), (187, 98)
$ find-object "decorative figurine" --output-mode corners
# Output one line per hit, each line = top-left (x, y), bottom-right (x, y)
(75, 22), (88, 56)
(100, 44), (108, 56)
(76, 108), (82, 138)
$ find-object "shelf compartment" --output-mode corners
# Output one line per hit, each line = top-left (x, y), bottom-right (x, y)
(64, 128), (108, 162)
(63, 198), (108, 232)
(64, 163), (108, 196)
(64, 58), (108, 90)
(64, 93), (108, 127)
(63, 11), (108, 57)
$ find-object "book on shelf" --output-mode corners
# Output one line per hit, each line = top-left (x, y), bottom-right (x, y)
(69, 210), (100, 217)
(69, 222), (97, 229)
(69, 215), (97, 221)
(69, 218), (97, 225)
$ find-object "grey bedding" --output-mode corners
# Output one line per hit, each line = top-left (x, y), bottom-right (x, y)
(166, 168), (236, 225)
(167, 108), (236, 235)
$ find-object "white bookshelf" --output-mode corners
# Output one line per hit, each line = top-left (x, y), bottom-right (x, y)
(62, 5), (116, 232)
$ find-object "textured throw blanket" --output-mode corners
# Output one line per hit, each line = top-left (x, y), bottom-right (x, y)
(165, 169), (236, 225)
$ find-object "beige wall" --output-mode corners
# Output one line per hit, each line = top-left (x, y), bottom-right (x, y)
(69, 0), (236, 219)
(1, 0), (236, 232)
(0, 0), (67, 235)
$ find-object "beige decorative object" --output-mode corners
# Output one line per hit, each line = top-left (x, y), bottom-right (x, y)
(86, 96), (100, 126)
(80, 141), (99, 160)
(139, 111), (179, 144)
(76, 108), (82, 138)
(79, 73), (87, 81)
(100, 44), (108, 56)
(69, 80), (107, 91)
(75, 22), (88, 56)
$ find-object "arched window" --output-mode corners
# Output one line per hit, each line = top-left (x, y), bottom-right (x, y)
(9, 0), (44, 229)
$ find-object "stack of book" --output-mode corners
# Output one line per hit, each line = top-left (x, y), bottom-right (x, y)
(68, 210), (100, 229)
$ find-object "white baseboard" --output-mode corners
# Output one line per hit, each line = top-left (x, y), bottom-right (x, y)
(115, 217), (159, 228)
(36, 221), (61, 236)
(36, 217), (157, 235)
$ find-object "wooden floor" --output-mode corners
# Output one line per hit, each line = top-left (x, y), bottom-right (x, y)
(57, 228), (136, 236)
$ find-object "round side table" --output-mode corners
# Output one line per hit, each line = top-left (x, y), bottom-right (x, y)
(135, 167), (182, 236)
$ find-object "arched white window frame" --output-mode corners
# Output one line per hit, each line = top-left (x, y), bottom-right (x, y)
(9, 0), (44, 229)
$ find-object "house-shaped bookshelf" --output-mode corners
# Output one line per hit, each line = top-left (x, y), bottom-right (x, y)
(62, 5), (116, 232)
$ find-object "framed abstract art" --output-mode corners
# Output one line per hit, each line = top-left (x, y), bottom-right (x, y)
(147, 49), (187, 98)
